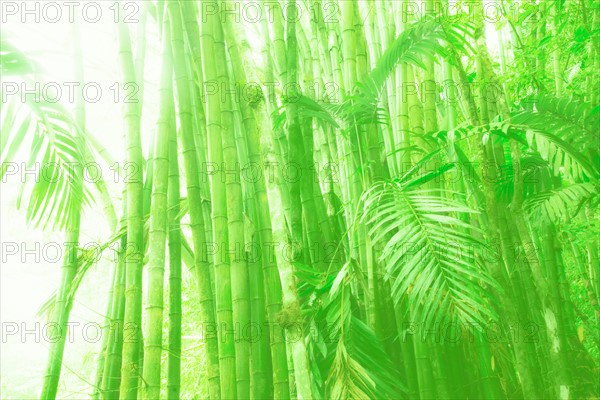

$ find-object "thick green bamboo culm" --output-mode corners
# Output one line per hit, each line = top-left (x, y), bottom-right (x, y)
(100, 234), (127, 400)
(214, 4), (251, 399)
(198, 2), (237, 398)
(92, 256), (117, 400)
(221, 14), (291, 399)
(166, 89), (182, 400)
(116, 16), (145, 400)
(167, 2), (221, 398)
(3, 1), (598, 400)
(141, 10), (173, 399)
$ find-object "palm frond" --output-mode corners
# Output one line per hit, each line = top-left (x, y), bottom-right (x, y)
(507, 95), (600, 180)
(326, 338), (377, 400)
(495, 152), (553, 203)
(368, 20), (473, 91)
(276, 94), (340, 131)
(296, 261), (405, 400)
(0, 36), (39, 76)
(17, 101), (90, 230)
(317, 19), (474, 128)
(362, 182), (500, 327)
(368, 19), (457, 90)
(524, 182), (599, 224)
(1, 37), (93, 231)
(322, 286), (405, 400)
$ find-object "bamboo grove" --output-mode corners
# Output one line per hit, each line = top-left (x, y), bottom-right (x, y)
(1, 0), (599, 399)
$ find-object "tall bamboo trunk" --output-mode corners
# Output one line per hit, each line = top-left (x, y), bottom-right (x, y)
(141, 10), (173, 398)
(167, 2), (221, 397)
(198, 2), (237, 398)
(223, 14), (291, 398)
(166, 78), (182, 400)
(117, 15), (145, 400)
(214, 4), (251, 397)
(256, 23), (315, 400)
(92, 256), (117, 400)
(101, 231), (127, 400)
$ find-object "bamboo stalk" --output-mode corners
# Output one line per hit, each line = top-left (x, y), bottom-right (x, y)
(141, 10), (173, 398)
(116, 15), (145, 400)
(167, 3), (221, 398)
(198, 2), (237, 398)
(166, 77), (182, 400)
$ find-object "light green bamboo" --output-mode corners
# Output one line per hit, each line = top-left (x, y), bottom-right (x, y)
(116, 15), (145, 400)
(92, 258), (117, 400)
(167, 2), (221, 398)
(101, 231), (127, 400)
(223, 15), (291, 398)
(214, 4), (251, 398)
(198, 2), (237, 398)
(255, 100), (314, 400)
(141, 11), (173, 399)
(255, 5), (314, 396)
(285, 0), (306, 265)
(166, 77), (182, 400)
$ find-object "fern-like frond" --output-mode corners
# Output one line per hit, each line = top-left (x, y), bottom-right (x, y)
(362, 182), (500, 326)
(326, 339), (376, 400)
(322, 286), (405, 400)
(296, 261), (405, 400)
(275, 94), (340, 131)
(508, 95), (600, 180)
(368, 19), (463, 90)
(14, 100), (91, 230)
(524, 182), (599, 224)
(0, 36), (39, 76)
(319, 19), (474, 128)
(1, 37), (93, 230)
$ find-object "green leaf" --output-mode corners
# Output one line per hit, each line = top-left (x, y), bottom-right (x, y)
(363, 182), (500, 327)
